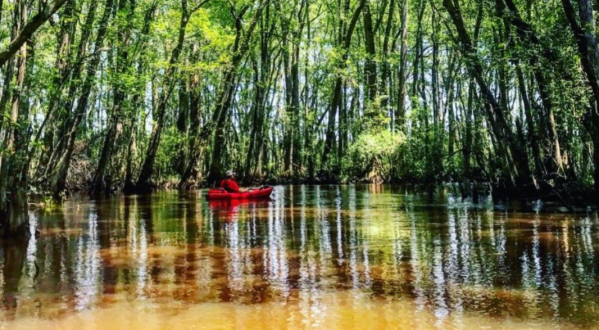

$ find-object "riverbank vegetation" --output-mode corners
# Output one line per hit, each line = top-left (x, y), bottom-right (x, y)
(1, 0), (599, 235)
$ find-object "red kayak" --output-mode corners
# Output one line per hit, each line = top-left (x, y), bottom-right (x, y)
(205, 186), (273, 200)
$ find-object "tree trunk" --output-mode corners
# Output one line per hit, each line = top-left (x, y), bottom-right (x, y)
(206, 0), (270, 184)
(290, 1), (307, 177)
(560, 0), (599, 196)
(179, 45), (204, 188)
(49, 0), (114, 196)
(245, 16), (273, 183)
(176, 78), (190, 175)
(282, 4), (294, 173)
(41, 0), (98, 179)
(593, 130), (599, 195)
(0, 1), (30, 238)
(92, 0), (137, 194)
(380, 0), (395, 115)
(136, 2), (197, 191)
(409, 0), (424, 106)
(363, 0), (377, 106)
(498, 0), (563, 177)
(30, 0), (76, 177)
(396, 0), (409, 130)
(516, 65), (544, 179)
(462, 81), (475, 181)
(443, 0), (531, 190)
(0, 54), (15, 138)
(322, 0), (367, 168)
(123, 4), (156, 192)
(291, 40), (302, 176)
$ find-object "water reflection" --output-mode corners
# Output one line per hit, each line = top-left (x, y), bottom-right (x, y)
(0, 186), (598, 329)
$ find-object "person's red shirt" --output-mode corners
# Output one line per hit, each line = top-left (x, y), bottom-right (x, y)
(220, 179), (240, 193)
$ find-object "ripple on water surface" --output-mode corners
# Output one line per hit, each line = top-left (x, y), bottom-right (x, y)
(0, 185), (598, 329)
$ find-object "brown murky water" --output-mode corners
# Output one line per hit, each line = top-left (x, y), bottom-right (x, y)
(1, 185), (599, 329)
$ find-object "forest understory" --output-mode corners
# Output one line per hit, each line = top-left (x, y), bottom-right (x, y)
(59, 143), (597, 212)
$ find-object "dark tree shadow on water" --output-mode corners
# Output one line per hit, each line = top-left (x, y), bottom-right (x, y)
(136, 195), (160, 286)
(1, 235), (29, 319)
(96, 198), (119, 296)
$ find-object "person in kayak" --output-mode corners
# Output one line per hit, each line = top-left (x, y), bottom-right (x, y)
(220, 170), (243, 193)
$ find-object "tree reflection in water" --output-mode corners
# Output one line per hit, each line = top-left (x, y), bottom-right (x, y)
(0, 185), (598, 329)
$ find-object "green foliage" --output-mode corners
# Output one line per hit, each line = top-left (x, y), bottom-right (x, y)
(155, 127), (187, 180)
(0, 0), (597, 204)
(342, 131), (404, 183)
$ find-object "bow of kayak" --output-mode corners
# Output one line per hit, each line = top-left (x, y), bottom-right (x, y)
(205, 186), (273, 200)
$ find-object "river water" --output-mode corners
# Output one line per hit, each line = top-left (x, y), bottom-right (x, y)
(1, 185), (598, 329)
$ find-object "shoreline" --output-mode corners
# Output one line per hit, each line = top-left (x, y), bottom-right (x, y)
(29, 182), (598, 214)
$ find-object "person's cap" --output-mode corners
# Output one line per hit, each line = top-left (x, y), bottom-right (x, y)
(226, 170), (235, 176)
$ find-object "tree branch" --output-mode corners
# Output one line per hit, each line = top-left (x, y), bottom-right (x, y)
(0, 0), (68, 67)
